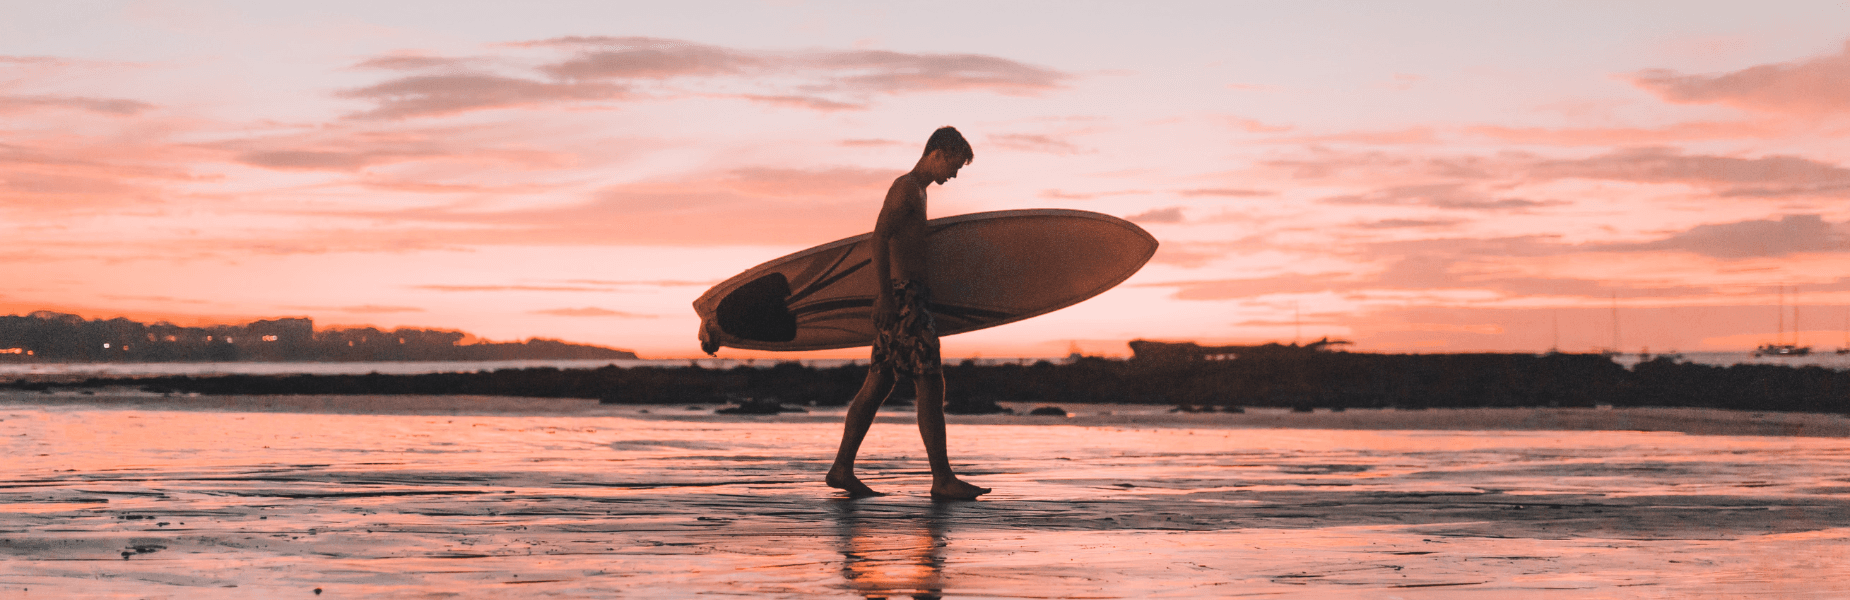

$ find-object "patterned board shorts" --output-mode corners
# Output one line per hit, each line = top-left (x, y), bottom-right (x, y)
(871, 279), (942, 378)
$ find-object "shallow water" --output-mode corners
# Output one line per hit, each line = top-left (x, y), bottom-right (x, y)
(3, 396), (1849, 598)
(2, 349), (1845, 382)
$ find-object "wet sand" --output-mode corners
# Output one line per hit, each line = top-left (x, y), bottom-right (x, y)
(4, 392), (1849, 598)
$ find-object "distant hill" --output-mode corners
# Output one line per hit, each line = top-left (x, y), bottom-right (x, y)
(0, 311), (638, 362)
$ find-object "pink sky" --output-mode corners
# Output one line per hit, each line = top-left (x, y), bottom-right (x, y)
(6, 2), (1850, 358)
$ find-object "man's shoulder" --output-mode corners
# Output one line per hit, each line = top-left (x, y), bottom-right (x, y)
(887, 171), (923, 193)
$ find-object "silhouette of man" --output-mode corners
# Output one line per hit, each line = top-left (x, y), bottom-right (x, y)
(826, 126), (990, 500)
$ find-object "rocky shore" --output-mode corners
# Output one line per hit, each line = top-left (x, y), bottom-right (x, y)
(12, 352), (1847, 414)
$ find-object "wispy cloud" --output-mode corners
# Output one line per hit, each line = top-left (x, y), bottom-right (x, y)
(414, 284), (613, 292)
(0, 95), (155, 115)
(1631, 39), (1850, 116)
(988, 133), (1085, 155)
(1532, 147), (1850, 196)
(531, 307), (660, 318)
(338, 304), (426, 313)
(1321, 183), (1563, 212)
(1176, 188), (1274, 197)
(338, 74), (629, 120)
(338, 37), (1071, 120)
(1126, 206), (1185, 224)
(1593, 214), (1847, 258)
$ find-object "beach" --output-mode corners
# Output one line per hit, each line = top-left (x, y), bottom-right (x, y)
(4, 392), (1849, 598)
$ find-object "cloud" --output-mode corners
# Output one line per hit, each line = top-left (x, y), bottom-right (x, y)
(0, 136), (207, 214)
(1463, 121), (1786, 146)
(1532, 147), (1850, 196)
(1597, 214), (1846, 259)
(1263, 146), (1850, 199)
(1176, 188), (1274, 197)
(1631, 40), (1850, 116)
(340, 37), (1070, 120)
(562, 279), (715, 287)
(1259, 148), (1508, 181)
(352, 55), (481, 71)
(1355, 218), (1465, 229)
(1126, 207), (1185, 224)
(1221, 116), (1293, 133)
(732, 94), (864, 111)
(0, 95), (155, 115)
(839, 138), (902, 147)
(337, 74), (629, 120)
(988, 133), (1084, 155)
(1271, 127), (1439, 145)
(1155, 272), (1358, 300)
(1036, 188), (1148, 201)
(414, 284), (614, 292)
(221, 124), (578, 173)
(351, 166), (893, 246)
(806, 50), (1067, 95)
(1321, 183), (1563, 212)
(1136, 233), (1745, 301)
(531, 307), (660, 318)
(338, 305), (425, 313)
(534, 37), (761, 80)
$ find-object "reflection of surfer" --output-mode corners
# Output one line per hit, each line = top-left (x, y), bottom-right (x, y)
(832, 500), (950, 598)
(827, 127), (991, 500)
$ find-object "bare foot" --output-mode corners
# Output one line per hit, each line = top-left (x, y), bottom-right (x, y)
(826, 469), (884, 497)
(929, 477), (991, 501)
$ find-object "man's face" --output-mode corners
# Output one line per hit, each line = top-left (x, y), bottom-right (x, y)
(932, 151), (966, 184)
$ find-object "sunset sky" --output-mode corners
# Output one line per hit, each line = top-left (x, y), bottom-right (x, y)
(7, 1), (1850, 358)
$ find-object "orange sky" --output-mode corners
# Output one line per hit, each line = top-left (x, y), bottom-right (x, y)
(6, 3), (1850, 358)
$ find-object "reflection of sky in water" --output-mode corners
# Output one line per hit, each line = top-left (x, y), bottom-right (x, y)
(3, 397), (1849, 598)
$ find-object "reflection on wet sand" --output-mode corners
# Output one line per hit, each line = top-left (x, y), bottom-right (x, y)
(3, 393), (1850, 598)
(833, 501), (948, 599)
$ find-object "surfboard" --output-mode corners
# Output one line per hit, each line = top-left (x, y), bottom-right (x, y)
(694, 209), (1158, 353)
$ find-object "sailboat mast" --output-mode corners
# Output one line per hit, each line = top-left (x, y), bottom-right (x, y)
(1793, 285), (1800, 347)
(1610, 293), (1620, 352)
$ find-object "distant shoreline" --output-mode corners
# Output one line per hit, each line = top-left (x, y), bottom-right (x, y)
(11, 352), (1849, 416)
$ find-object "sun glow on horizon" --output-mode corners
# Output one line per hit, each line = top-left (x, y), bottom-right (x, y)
(6, 3), (1850, 358)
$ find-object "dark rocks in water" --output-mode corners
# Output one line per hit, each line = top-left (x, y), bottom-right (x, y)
(1222, 405), (1244, 414)
(716, 397), (808, 415)
(1027, 405), (1069, 417)
(40, 349), (1850, 415)
(946, 396), (1013, 415)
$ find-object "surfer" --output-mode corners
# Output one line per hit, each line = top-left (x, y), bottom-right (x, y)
(826, 126), (991, 501)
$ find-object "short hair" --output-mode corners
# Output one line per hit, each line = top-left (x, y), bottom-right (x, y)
(922, 126), (974, 165)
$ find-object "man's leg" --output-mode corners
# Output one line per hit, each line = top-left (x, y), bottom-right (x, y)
(828, 367), (895, 497)
(915, 370), (991, 500)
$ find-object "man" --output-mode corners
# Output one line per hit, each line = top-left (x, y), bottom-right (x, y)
(825, 126), (991, 501)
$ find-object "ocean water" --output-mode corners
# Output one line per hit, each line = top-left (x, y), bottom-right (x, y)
(1, 350), (1845, 381)
(3, 394), (1847, 598)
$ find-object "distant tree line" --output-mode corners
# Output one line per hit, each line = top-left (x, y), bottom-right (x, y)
(33, 351), (1850, 414)
(0, 311), (636, 362)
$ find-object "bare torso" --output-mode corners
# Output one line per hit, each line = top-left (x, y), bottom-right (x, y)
(872, 172), (929, 316)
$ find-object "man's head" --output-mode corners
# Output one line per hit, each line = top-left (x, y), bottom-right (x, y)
(919, 126), (973, 184)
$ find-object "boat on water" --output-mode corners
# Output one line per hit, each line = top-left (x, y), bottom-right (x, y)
(1754, 343), (1812, 357)
(1755, 284), (1811, 358)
